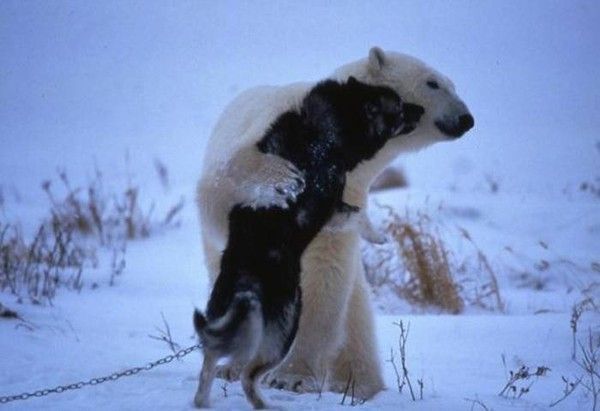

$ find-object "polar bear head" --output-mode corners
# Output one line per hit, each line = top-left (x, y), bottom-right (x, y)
(332, 47), (474, 154)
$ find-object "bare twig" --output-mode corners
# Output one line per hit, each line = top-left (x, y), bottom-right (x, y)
(109, 240), (126, 287)
(163, 197), (185, 227)
(498, 365), (550, 398)
(154, 158), (170, 191)
(298, 359), (326, 400)
(148, 312), (181, 355)
(549, 375), (582, 407)
(575, 329), (599, 411)
(390, 320), (416, 401)
(220, 382), (228, 398)
(571, 298), (597, 360)
(387, 347), (404, 393)
(464, 397), (490, 411)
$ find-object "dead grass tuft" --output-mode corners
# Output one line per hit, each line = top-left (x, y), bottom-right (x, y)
(1, 159), (184, 304)
(42, 166), (183, 243)
(364, 205), (463, 313)
(571, 298), (598, 360)
(456, 227), (505, 312)
(0, 218), (95, 304)
(363, 203), (504, 313)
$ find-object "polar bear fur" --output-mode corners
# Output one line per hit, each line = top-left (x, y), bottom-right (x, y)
(197, 47), (473, 400)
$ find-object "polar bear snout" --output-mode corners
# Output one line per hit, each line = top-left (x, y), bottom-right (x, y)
(435, 111), (474, 139)
(457, 113), (475, 134)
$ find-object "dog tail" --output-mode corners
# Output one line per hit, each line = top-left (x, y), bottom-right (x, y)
(194, 289), (262, 358)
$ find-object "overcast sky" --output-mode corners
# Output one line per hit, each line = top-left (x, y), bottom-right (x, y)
(1, 1), (599, 194)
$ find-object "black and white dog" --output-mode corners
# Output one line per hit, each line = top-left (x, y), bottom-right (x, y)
(193, 77), (424, 409)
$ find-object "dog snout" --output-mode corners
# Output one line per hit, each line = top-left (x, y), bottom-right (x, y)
(404, 103), (425, 123)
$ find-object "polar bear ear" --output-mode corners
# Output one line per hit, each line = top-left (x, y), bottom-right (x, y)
(368, 47), (387, 72)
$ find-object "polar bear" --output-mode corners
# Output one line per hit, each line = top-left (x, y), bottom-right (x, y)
(196, 47), (474, 400)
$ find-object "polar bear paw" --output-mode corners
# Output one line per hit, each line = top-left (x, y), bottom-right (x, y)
(232, 152), (305, 209)
(264, 371), (324, 394)
(357, 213), (389, 244)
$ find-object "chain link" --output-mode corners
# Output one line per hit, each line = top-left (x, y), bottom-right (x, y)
(0, 344), (201, 405)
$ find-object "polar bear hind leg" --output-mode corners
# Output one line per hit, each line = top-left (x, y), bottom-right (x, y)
(265, 230), (358, 393)
(329, 251), (384, 399)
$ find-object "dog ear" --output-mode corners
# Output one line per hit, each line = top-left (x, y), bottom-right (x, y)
(368, 46), (386, 72)
(403, 103), (425, 123)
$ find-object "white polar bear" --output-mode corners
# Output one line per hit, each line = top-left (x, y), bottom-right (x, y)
(196, 47), (474, 400)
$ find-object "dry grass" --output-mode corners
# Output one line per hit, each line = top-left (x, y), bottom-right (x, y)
(339, 369), (367, 406)
(575, 329), (600, 411)
(387, 321), (418, 400)
(579, 177), (600, 199)
(42, 166), (184, 244)
(362, 203), (505, 313)
(498, 364), (550, 399)
(148, 312), (182, 355)
(571, 297), (598, 360)
(0, 218), (94, 305)
(550, 375), (582, 408)
(364, 205), (464, 314)
(1, 160), (184, 305)
(456, 227), (505, 312)
(464, 397), (491, 411)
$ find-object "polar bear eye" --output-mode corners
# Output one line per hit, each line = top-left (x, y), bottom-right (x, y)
(427, 80), (440, 90)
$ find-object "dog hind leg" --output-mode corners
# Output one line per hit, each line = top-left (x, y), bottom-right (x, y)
(194, 351), (219, 408)
(242, 359), (279, 409)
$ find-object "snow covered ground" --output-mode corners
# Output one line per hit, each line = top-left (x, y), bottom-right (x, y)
(1, 1), (599, 410)
(0, 190), (597, 410)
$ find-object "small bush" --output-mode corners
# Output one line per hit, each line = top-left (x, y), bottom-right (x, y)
(363, 205), (464, 314)
(42, 167), (183, 244)
(362, 204), (504, 313)
(1, 160), (184, 305)
(0, 218), (95, 304)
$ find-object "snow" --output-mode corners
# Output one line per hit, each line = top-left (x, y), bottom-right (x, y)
(1, 1), (599, 410)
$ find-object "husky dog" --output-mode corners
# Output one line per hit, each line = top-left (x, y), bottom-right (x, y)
(193, 77), (424, 409)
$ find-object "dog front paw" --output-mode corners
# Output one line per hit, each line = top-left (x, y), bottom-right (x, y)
(238, 153), (305, 209)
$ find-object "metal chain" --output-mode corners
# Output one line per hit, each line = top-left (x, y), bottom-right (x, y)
(0, 343), (201, 405)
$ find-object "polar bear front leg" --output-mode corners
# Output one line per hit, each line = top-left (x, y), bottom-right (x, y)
(226, 146), (305, 209)
(325, 207), (388, 245)
(265, 231), (358, 393)
(328, 252), (385, 400)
